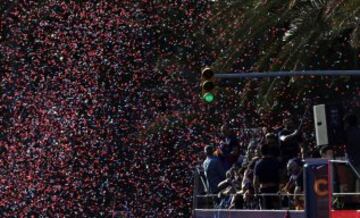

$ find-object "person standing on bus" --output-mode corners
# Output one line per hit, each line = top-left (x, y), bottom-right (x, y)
(203, 144), (226, 194)
(278, 118), (301, 168)
(253, 143), (281, 209)
(283, 158), (304, 210)
(217, 124), (240, 171)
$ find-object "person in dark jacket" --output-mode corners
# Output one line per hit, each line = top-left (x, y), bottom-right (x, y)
(218, 124), (240, 171)
(253, 143), (281, 209)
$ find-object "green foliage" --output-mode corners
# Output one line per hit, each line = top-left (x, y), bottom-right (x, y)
(201, 0), (360, 113)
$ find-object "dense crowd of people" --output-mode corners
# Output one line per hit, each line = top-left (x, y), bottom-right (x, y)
(1, 1), (359, 217)
(201, 114), (360, 211)
(201, 119), (306, 210)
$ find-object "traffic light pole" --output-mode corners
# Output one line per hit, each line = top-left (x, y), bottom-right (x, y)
(214, 70), (360, 79)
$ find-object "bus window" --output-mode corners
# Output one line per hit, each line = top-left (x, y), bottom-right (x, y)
(331, 162), (360, 210)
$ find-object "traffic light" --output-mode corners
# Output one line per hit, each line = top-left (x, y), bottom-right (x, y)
(201, 67), (216, 103)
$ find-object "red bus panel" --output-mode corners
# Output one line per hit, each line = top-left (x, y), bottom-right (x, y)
(331, 210), (360, 218)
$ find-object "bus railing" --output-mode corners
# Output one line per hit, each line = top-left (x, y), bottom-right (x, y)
(193, 192), (305, 210)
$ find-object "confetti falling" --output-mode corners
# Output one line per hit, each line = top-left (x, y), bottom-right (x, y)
(0, 1), (360, 217)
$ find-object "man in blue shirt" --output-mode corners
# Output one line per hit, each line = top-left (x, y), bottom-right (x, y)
(203, 144), (226, 194)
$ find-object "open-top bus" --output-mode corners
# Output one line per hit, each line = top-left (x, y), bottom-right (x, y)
(193, 158), (360, 218)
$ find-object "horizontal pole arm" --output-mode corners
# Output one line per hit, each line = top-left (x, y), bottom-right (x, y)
(332, 193), (360, 196)
(214, 70), (360, 79)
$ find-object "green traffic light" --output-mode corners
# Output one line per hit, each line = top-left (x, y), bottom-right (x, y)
(203, 92), (215, 103)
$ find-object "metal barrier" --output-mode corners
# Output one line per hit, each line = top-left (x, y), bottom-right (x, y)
(194, 192), (305, 211)
(197, 193), (305, 197)
(333, 193), (360, 196)
(194, 209), (305, 218)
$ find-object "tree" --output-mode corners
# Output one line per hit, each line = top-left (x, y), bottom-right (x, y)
(199, 0), (360, 117)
